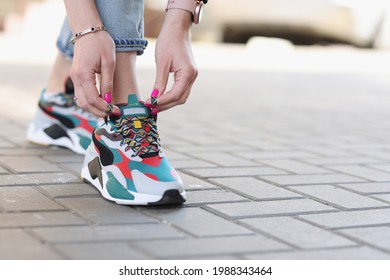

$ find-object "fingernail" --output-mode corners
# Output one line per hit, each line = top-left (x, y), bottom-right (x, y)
(144, 102), (154, 108)
(111, 105), (121, 116)
(151, 89), (159, 98)
(104, 92), (112, 103)
(151, 109), (161, 114)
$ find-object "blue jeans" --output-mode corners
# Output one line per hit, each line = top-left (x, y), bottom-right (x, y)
(56, 0), (148, 59)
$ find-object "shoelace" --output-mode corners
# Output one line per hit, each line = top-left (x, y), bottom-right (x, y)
(112, 115), (160, 157)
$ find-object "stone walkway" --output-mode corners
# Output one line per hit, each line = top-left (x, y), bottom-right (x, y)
(2, 42), (390, 259)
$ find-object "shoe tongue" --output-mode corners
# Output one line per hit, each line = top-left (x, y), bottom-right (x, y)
(120, 94), (149, 117)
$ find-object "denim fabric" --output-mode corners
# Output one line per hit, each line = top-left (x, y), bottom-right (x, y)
(56, 0), (148, 58)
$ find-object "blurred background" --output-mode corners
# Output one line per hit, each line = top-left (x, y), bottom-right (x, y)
(0, 0), (389, 84)
(2, 0), (390, 49)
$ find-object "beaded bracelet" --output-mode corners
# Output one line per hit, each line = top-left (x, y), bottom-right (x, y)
(69, 26), (106, 44)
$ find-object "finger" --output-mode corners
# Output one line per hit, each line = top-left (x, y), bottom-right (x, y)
(151, 61), (170, 99)
(153, 66), (197, 110)
(74, 85), (107, 117)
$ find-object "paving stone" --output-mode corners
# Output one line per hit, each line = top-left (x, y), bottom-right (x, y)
(234, 150), (317, 160)
(325, 165), (390, 181)
(288, 185), (388, 210)
(56, 197), (157, 225)
(367, 164), (390, 173)
(244, 246), (390, 260)
(0, 229), (63, 259)
(55, 242), (152, 260)
(134, 235), (290, 259)
(301, 156), (385, 165)
(206, 199), (336, 219)
(338, 182), (390, 194)
(185, 189), (247, 205)
(177, 171), (220, 190)
(210, 177), (302, 200)
(184, 166), (288, 178)
(145, 208), (253, 237)
(0, 156), (63, 173)
(31, 224), (186, 243)
(0, 172), (81, 186)
(171, 159), (217, 169)
(240, 217), (356, 249)
(42, 154), (85, 163)
(58, 162), (83, 175)
(190, 152), (258, 167)
(0, 166), (8, 174)
(299, 209), (390, 229)
(0, 212), (86, 227)
(256, 159), (331, 174)
(38, 183), (99, 198)
(262, 173), (366, 186)
(371, 193), (390, 203)
(0, 187), (64, 211)
(338, 227), (390, 252)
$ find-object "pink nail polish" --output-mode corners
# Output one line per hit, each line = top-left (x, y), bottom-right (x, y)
(151, 89), (159, 98)
(152, 109), (161, 114)
(104, 92), (112, 103)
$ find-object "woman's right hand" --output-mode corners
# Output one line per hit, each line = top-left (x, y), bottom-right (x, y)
(70, 30), (117, 117)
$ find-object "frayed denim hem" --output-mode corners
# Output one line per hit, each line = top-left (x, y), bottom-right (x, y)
(114, 38), (148, 55)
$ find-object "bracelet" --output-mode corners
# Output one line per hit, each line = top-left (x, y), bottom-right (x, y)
(69, 26), (106, 44)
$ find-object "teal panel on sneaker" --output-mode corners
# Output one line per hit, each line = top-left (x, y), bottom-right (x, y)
(106, 172), (135, 200)
(120, 94), (148, 117)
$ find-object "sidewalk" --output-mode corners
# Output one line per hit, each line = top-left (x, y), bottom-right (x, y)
(2, 2), (390, 260)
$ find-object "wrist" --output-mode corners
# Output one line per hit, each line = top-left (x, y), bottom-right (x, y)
(164, 9), (192, 31)
(166, 0), (204, 24)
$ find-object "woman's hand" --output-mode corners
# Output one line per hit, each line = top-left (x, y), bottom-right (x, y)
(145, 9), (198, 113)
(70, 31), (116, 117)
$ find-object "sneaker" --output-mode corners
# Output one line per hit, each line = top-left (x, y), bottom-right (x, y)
(27, 90), (97, 154)
(81, 94), (186, 205)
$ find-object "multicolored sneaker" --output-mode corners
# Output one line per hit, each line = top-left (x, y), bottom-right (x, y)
(81, 94), (186, 206)
(27, 90), (97, 154)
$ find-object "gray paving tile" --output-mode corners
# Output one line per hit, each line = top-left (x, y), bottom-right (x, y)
(0, 156), (63, 173)
(338, 226), (390, 252)
(371, 193), (390, 203)
(184, 166), (288, 178)
(134, 235), (290, 259)
(325, 165), (390, 181)
(185, 189), (247, 205)
(0, 229), (63, 259)
(289, 185), (388, 209)
(244, 246), (390, 260)
(234, 150), (317, 160)
(206, 199), (336, 219)
(0, 172), (80, 186)
(0, 187), (64, 211)
(145, 208), (253, 237)
(56, 197), (156, 225)
(257, 159), (331, 174)
(55, 242), (152, 260)
(338, 182), (390, 194)
(177, 171), (220, 190)
(240, 217), (356, 249)
(38, 183), (99, 198)
(301, 156), (385, 166)
(31, 224), (186, 243)
(262, 173), (367, 186)
(190, 152), (258, 167)
(299, 209), (390, 229)
(171, 159), (217, 169)
(211, 177), (302, 200)
(0, 212), (86, 227)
